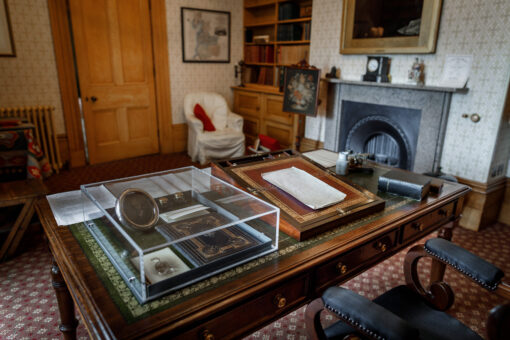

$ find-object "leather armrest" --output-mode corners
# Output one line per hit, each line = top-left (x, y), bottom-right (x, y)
(227, 112), (243, 132)
(322, 287), (418, 340)
(425, 238), (504, 290)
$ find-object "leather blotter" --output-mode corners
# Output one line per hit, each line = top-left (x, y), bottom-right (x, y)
(378, 170), (431, 200)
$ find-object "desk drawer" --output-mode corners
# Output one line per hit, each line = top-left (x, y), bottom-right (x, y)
(401, 202), (454, 242)
(314, 231), (397, 292)
(176, 274), (309, 340)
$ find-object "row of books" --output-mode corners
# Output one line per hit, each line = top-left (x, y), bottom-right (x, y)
(243, 66), (275, 86)
(277, 24), (303, 41)
(244, 45), (275, 63)
(303, 22), (311, 40)
(276, 45), (309, 65)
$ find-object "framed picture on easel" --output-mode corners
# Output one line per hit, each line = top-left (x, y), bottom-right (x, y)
(0, 0), (15, 57)
(282, 64), (320, 117)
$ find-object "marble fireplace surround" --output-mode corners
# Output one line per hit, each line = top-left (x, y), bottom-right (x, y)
(323, 79), (468, 174)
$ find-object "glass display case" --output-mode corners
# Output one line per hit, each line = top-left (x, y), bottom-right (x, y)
(81, 167), (279, 303)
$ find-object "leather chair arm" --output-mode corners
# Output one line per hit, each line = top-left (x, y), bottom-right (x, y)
(424, 238), (504, 291)
(320, 286), (419, 340)
(227, 112), (243, 132)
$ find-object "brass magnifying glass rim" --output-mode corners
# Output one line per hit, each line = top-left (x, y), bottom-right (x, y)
(115, 188), (159, 231)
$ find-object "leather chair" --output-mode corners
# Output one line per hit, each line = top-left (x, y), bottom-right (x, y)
(306, 238), (510, 340)
(184, 92), (245, 165)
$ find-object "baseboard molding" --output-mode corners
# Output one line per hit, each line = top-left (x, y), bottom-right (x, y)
(457, 176), (507, 231)
(172, 123), (188, 153)
(498, 178), (510, 225)
(299, 138), (324, 152)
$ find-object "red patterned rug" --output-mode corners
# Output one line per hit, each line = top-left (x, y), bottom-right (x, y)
(1, 223), (508, 339)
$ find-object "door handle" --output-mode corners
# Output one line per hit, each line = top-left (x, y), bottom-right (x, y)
(85, 96), (98, 102)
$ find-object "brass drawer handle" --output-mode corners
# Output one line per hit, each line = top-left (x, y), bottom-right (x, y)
(273, 293), (287, 308)
(411, 222), (424, 231)
(376, 241), (387, 252)
(336, 262), (348, 274)
(438, 208), (448, 216)
(202, 330), (215, 340)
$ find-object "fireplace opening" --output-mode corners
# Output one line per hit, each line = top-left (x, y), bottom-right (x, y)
(339, 101), (421, 170)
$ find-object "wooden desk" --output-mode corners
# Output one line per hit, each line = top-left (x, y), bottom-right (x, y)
(36, 170), (469, 340)
(0, 179), (47, 260)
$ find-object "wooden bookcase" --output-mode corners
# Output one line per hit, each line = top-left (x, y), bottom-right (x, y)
(243, 0), (313, 91)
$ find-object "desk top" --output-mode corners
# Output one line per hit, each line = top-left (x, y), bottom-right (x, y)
(36, 166), (470, 339)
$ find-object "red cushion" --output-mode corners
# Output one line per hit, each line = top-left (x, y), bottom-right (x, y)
(259, 134), (281, 151)
(193, 103), (215, 131)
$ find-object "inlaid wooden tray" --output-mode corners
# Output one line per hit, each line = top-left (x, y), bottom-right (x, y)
(212, 152), (385, 240)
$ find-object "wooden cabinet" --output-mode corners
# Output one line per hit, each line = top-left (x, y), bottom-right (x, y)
(233, 87), (301, 148)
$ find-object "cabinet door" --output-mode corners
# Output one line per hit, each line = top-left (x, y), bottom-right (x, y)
(234, 90), (261, 117)
(263, 120), (295, 148)
(243, 116), (260, 147)
(263, 94), (294, 126)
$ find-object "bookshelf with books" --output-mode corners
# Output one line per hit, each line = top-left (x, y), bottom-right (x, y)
(243, 0), (313, 90)
(234, 0), (312, 151)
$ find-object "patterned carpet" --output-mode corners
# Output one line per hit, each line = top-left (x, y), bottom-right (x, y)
(1, 153), (509, 339)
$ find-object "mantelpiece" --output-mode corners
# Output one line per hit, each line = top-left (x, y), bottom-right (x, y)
(322, 78), (468, 174)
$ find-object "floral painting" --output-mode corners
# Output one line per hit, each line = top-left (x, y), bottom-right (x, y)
(283, 67), (320, 116)
(181, 7), (230, 63)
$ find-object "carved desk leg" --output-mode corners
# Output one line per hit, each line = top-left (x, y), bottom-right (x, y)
(51, 258), (79, 340)
(429, 220), (455, 285)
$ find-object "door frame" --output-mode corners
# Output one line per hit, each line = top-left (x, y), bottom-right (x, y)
(48, 0), (174, 167)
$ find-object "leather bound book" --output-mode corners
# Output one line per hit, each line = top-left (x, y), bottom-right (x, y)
(378, 170), (431, 200)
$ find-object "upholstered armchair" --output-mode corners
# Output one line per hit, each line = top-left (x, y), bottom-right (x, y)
(184, 92), (245, 165)
(306, 238), (510, 340)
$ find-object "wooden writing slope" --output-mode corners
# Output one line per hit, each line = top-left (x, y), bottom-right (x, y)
(211, 151), (385, 240)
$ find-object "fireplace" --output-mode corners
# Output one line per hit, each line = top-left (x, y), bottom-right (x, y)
(323, 80), (467, 174)
(339, 101), (421, 170)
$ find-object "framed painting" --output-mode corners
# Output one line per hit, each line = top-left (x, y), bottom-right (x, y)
(283, 66), (320, 117)
(340, 0), (443, 54)
(181, 7), (230, 63)
(0, 0), (15, 57)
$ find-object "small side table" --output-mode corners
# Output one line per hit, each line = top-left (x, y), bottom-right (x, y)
(0, 179), (48, 261)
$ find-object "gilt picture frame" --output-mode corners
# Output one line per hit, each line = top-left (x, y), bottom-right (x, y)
(181, 7), (230, 63)
(282, 66), (320, 117)
(340, 0), (443, 54)
(0, 0), (15, 57)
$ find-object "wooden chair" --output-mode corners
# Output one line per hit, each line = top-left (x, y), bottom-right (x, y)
(305, 238), (510, 340)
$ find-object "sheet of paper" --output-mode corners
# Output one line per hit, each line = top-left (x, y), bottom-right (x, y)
(303, 149), (339, 168)
(262, 166), (346, 209)
(439, 55), (472, 88)
(47, 185), (116, 226)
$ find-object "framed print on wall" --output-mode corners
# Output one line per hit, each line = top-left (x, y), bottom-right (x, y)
(0, 0), (15, 57)
(283, 66), (320, 117)
(181, 7), (230, 63)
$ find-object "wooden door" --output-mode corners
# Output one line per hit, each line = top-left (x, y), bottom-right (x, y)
(69, 0), (159, 163)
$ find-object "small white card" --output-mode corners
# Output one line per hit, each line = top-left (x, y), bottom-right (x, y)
(131, 248), (190, 284)
(439, 55), (473, 88)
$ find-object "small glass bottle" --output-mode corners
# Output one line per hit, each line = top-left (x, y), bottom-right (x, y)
(335, 152), (349, 175)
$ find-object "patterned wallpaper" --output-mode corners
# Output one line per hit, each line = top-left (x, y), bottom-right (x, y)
(0, 0), (64, 134)
(165, 0), (243, 125)
(306, 0), (510, 182)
